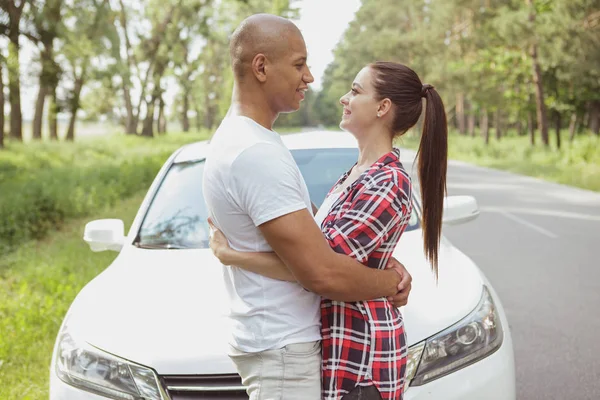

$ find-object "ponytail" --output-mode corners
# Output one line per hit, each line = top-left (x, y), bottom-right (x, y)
(416, 86), (448, 279)
(368, 62), (448, 279)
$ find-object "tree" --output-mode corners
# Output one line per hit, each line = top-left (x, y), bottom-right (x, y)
(114, 0), (139, 134)
(315, 0), (599, 149)
(0, 0), (26, 141)
(0, 55), (4, 148)
(169, 0), (212, 133)
(61, 0), (113, 141)
(27, 0), (64, 140)
(525, 0), (550, 146)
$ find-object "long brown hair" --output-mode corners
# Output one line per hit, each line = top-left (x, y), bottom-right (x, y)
(369, 61), (448, 278)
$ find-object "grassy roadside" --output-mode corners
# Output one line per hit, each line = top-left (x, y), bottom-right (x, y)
(0, 192), (146, 399)
(397, 131), (600, 192)
(0, 131), (210, 398)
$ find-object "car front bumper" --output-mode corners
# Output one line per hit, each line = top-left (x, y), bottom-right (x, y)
(51, 340), (515, 400)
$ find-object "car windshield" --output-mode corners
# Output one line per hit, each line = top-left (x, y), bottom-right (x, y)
(135, 147), (420, 249)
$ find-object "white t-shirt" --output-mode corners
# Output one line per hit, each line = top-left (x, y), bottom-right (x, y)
(314, 191), (344, 228)
(202, 116), (321, 353)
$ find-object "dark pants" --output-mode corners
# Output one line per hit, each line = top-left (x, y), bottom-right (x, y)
(341, 385), (383, 400)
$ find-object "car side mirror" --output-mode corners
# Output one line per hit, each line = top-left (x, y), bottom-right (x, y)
(83, 219), (125, 252)
(443, 196), (480, 226)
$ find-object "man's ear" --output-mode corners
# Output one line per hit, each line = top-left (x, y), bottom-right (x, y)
(252, 54), (268, 83)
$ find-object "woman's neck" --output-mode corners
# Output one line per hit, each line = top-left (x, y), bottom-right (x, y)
(355, 132), (393, 172)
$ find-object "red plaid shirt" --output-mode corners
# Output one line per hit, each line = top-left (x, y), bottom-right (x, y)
(319, 148), (412, 400)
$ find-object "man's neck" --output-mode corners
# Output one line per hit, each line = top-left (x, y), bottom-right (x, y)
(230, 86), (278, 130)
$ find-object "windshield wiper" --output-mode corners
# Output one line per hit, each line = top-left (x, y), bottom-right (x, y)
(134, 242), (190, 249)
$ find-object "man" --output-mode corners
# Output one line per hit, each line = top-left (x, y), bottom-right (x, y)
(202, 14), (411, 400)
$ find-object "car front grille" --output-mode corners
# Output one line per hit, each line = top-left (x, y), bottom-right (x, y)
(161, 374), (248, 400)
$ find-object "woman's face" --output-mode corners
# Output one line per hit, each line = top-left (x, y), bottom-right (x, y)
(339, 67), (381, 135)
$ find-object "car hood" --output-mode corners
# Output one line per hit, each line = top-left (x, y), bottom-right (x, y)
(67, 235), (483, 375)
(396, 230), (483, 345)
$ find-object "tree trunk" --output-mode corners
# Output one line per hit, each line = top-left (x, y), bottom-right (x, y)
(194, 103), (202, 132)
(123, 81), (136, 134)
(531, 50), (549, 146)
(526, 0), (549, 146)
(580, 112), (589, 134)
(118, 0), (138, 135)
(131, 5), (177, 132)
(141, 99), (155, 137)
(48, 87), (59, 140)
(555, 111), (561, 150)
(157, 96), (166, 134)
(516, 120), (523, 136)
(480, 109), (489, 145)
(568, 113), (578, 142)
(65, 110), (76, 142)
(528, 111), (535, 146)
(7, 40), (22, 141)
(65, 76), (85, 141)
(0, 61), (4, 149)
(590, 101), (600, 135)
(205, 105), (217, 130)
(456, 93), (466, 134)
(468, 113), (475, 137)
(141, 88), (160, 138)
(494, 110), (502, 140)
(32, 83), (48, 140)
(182, 92), (190, 132)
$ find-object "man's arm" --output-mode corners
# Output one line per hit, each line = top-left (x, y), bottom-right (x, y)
(209, 221), (296, 282)
(209, 219), (412, 306)
(259, 208), (400, 301)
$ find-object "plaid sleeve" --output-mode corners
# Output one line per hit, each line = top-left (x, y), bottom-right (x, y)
(323, 171), (411, 267)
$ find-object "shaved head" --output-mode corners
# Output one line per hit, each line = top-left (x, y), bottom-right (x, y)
(229, 14), (304, 80)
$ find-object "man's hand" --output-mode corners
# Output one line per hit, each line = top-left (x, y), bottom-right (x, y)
(207, 218), (233, 265)
(385, 257), (412, 308)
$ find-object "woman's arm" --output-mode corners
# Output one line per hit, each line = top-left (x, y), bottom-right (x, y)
(208, 221), (297, 282)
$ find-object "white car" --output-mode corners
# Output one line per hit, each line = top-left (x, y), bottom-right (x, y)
(50, 131), (516, 400)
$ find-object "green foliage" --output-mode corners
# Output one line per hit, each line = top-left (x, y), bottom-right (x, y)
(314, 0), (600, 138)
(0, 132), (210, 255)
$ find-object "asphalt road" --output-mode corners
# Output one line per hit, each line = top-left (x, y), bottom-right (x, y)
(419, 156), (600, 400)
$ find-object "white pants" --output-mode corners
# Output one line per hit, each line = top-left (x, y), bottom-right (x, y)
(229, 340), (322, 400)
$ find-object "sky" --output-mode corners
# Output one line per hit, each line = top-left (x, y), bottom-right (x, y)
(8, 0), (362, 120)
(295, 0), (361, 90)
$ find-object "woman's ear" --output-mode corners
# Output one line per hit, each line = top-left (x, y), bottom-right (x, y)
(377, 98), (393, 118)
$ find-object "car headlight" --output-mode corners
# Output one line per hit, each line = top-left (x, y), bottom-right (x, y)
(409, 285), (503, 386)
(56, 326), (169, 400)
(404, 341), (426, 391)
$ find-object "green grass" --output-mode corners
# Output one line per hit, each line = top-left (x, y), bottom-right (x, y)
(0, 131), (212, 398)
(0, 131), (214, 398)
(398, 131), (600, 192)
(0, 192), (146, 399)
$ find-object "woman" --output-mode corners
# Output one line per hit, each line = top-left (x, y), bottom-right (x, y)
(209, 61), (448, 400)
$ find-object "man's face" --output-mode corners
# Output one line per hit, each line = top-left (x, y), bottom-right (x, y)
(265, 32), (314, 114)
